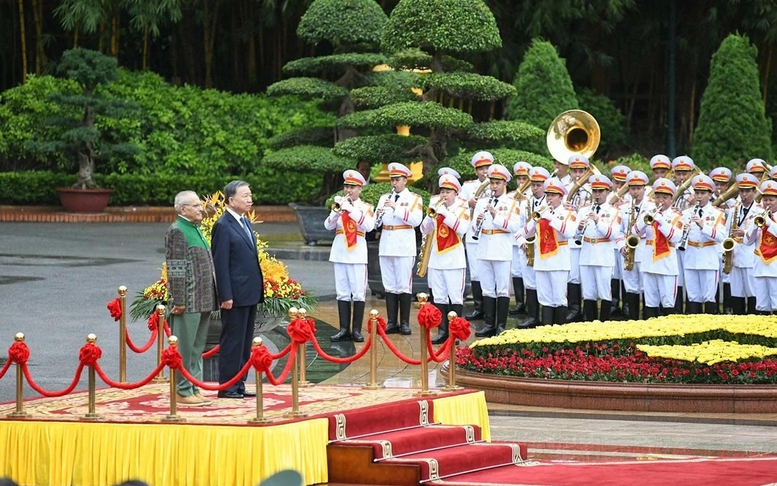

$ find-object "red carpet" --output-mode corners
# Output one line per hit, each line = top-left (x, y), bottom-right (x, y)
(438, 455), (777, 485)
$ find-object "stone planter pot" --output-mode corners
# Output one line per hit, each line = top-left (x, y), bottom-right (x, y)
(56, 187), (114, 213)
(288, 203), (335, 246)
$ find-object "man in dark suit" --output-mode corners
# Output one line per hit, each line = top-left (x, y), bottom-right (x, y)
(211, 180), (264, 399)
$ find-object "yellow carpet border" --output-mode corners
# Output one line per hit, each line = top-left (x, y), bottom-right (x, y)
(1, 391), (487, 486)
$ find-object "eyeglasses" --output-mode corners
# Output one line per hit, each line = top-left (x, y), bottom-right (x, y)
(182, 203), (202, 208)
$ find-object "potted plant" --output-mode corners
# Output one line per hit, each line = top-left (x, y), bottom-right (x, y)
(27, 48), (137, 213)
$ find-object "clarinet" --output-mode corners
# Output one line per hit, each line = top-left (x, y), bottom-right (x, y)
(677, 202), (700, 251)
(472, 196), (497, 241)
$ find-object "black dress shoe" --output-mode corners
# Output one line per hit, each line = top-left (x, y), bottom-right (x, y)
(431, 332), (448, 345)
(399, 323), (412, 335)
(508, 304), (526, 315)
(385, 324), (401, 334)
(241, 390), (256, 397)
(352, 331), (364, 342)
(218, 391), (244, 399)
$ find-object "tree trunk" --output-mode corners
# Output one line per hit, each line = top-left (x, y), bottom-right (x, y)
(30, 0), (43, 74)
(17, 0), (27, 84)
(76, 101), (97, 189)
(142, 28), (149, 70)
(111, 0), (120, 58)
(203, 0), (220, 88)
(763, 44), (772, 107)
(99, 21), (106, 53)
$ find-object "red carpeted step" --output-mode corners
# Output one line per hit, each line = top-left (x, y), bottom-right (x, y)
(329, 398), (435, 441)
(382, 441), (527, 483)
(335, 424), (484, 460)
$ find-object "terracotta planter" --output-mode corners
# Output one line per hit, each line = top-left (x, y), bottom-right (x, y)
(56, 187), (114, 213)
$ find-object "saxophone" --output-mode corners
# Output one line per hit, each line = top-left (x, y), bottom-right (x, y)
(416, 199), (447, 277)
(722, 201), (739, 275)
(623, 198), (639, 271)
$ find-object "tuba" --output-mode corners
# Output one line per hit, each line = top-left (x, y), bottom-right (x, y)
(672, 167), (701, 207)
(712, 181), (739, 208)
(546, 110), (601, 164)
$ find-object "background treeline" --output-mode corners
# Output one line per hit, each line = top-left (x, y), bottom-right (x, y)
(4, 0), (777, 154)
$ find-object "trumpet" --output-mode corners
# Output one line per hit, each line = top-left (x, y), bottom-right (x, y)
(677, 202), (700, 251)
(755, 210), (771, 228)
(532, 204), (549, 221)
(643, 207), (662, 225)
(472, 195), (497, 240)
(374, 190), (395, 227)
(427, 199), (447, 217)
(331, 195), (351, 213)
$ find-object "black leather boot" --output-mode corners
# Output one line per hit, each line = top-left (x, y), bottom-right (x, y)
(729, 296), (745, 315)
(450, 304), (465, 321)
(475, 297), (497, 337)
(518, 289), (540, 328)
(541, 306), (554, 326)
(351, 301), (365, 342)
(431, 302), (450, 344)
(626, 292), (641, 320)
(599, 300), (612, 322)
(466, 281), (485, 320)
(686, 301), (701, 314)
(661, 304), (675, 315)
(747, 297), (757, 314)
(582, 300), (597, 322)
(704, 301), (718, 315)
(723, 282), (732, 314)
(554, 306), (568, 325)
(509, 278), (526, 315)
(496, 296), (510, 334)
(330, 300), (352, 342)
(384, 293), (400, 334)
(674, 286), (685, 313)
(610, 279), (622, 316)
(399, 293), (412, 335)
(565, 283), (583, 322)
(643, 306), (659, 319)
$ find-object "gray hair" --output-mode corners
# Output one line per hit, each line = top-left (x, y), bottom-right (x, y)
(224, 180), (249, 203)
(173, 190), (198, 213)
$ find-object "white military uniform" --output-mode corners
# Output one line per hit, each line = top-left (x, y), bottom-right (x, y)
(745, 210), (777, 311)
(728, 201), (763, 300)
(475, 192), (521, 298)
(420, 197), (470, 305)
(619, 196), (656, 294)
(635, 207), (683, 308)
(524, 205), (577, 307)
(325, 198), (375, 301)
(681, 202), (726, 304)
(462, 178), (489, 282)
(577, 201), (622, 301)
(377, 188), (423, 294)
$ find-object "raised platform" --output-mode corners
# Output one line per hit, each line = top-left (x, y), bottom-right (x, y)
(0, 205), (297, 223)
(0, 384), (488, 486)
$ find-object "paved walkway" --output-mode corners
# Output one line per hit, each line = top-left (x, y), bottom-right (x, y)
(1, 220), (775, 459)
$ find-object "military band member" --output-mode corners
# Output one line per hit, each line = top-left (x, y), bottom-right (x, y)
(728, 173), (762, 314)
(522, 177), (577, 325)
(710, 166), (734, 313)
(461, 151), (494, 320)
(619, 170), (654, 320)
(650, 154), (672, 180)
(421, 174), (470, 344)
(376, 162), (423, 335)
(634, 178), (684, 317)
(609, 164), (631, 316)
(473, 164), (521, 337)
(576, 174), (622, 322)
(672, 155), (696, 313)
(509, 161), (532, 316)
(325, 170), (375, 342)
(554, 156), (573, 188)
(745, 180), (777, 314)
(680, 175), (726, 314)
(517, 167), (550, 329)
(564, 155), (592, 322)
(746, 158), (768, 182)
(771, 165), (777, 182)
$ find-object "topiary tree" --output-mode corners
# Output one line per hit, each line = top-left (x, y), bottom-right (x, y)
(507, 39), (578, 139)
(693, 34), (773, 169)
(337, 0), (547, 190)
(26, 48), (138, 189)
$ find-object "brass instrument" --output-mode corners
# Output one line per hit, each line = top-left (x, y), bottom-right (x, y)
(722, 201), (739, 274)
(532, 204), (548, 222)
(755, 164), (773, 202)
(677, 202), (701, 251)
(623, 199), (639, 271)
(472, 195), (497, 241)
(608, 183), (630, 206)
(468, 179), (492, 219)
(754, 210), (771, 228)
(374, 190), (395, 227)
(672, 167), (702, 206)
(416, 199), (448, 278)
(511, 178), (532, 200)
(525, 236), (536, 267)
(565, 165), (601, 203)
(712, 181), (739, 207)
(331, 195), (350, 213)
(546, 109), (601, 164)
(643, 207), (661, 225)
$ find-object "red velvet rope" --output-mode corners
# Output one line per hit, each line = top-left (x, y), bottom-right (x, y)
(79, 342), (102, 367)
(147, 312), (159, 332)
(177, 356), (253, 391)
(23, 363), (85, 397)
(309, 334), (371, 364)
(367, 315), (387, 334)
(427, 336), (454, 363)
(250, 345), (274, 373)
(262, 345), (297, 386)
(202, 345), (220, 358)
(94, 361), (166, 390)
(417, 304), (442, 329)
(378, 329), (421, 365)
(449, 317), (472, 341)
(0, 358), (11, 380)
(162, 347), (183, 370)
(9, 341), (30, 364)
(107, 298), (122, 321)
(287, 317), (316, 343)
(125, 327), (157, 353)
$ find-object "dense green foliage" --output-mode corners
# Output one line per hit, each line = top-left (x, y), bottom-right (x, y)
(333, 134), (427, 163)
(266, 77), (348, 100)
(0, 168), (320, 206)
(420, 73), (516, 101)
(576, 87), (628, 158)
(262, 145), (355, 173)
(465, 121), (545, 149)
(339, 102), (473, 129)
(282, 54), (387, 75)
(381, 0), (501, 54)
(268, 127), (335, 150)
(693, 34), (773, 168)
(507, 39), (579, 130)
(297, 0), (388, 48)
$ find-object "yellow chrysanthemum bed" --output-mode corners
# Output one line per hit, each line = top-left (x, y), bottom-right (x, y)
(457, 315), (777, 384)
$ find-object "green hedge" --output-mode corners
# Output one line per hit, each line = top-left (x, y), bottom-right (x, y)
(0, 169), (320, 206)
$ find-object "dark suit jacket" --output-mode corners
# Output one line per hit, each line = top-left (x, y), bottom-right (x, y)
(211, 212), (264, 307)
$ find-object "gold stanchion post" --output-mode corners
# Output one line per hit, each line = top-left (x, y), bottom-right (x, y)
(363, 310), (384, 390)
(414, 293), (436, 397)
(153, 304), (168, 383)
(8, 333), (29, 418)
(284, 342), (307, 418)
(82, 334), (101, 420)
(118, 286), (127, 383)
(296, 308), (313, 388)
(162, 336), (185, 422)
(249, 337), (271, 424)
(442, 311), (463, 391)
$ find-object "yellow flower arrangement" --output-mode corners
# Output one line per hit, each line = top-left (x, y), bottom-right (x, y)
(637, 340), (777, 365)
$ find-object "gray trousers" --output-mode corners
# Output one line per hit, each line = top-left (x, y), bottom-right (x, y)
(170, 311), (210, 396)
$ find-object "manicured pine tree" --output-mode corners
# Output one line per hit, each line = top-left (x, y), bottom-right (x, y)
(693, 34), (773, 169)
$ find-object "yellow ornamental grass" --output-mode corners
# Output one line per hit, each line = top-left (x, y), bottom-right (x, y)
(473, 315), (777, 349)
(637, 340), (777, 365)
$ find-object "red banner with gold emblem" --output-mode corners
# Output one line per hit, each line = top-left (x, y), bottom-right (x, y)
(756, 226), (777, 264)
(435, 214), (460, 254)
(341, 211), (358, 250)
(538, 218), (559, 259)
(651, 221), (671, 261)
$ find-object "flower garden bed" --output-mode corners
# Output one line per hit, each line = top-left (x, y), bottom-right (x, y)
(451, 315), (777, 413)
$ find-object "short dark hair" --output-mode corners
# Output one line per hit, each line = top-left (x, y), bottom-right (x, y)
(224, 180), (249, 203)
